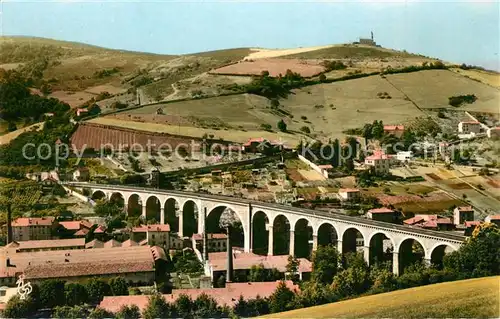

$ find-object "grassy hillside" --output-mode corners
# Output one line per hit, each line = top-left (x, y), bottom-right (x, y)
(103, 68), (500, 141)
(283, 44), (424, 59)
(263, 276), (499, 318)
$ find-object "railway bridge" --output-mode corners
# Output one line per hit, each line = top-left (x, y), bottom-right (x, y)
(66, 183), (466, 275)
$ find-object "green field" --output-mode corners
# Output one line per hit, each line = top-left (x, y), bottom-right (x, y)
(263, 276), (500, 318)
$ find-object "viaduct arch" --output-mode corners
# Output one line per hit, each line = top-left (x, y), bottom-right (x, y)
(80, 183), (465, 275)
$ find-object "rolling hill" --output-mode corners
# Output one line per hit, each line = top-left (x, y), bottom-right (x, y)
(263, 276), (500, 318)
(1, 36), (499, 144)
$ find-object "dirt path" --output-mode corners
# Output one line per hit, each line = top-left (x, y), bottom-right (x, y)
(0, 122), (44, 145)
(244, 45), (335, 60)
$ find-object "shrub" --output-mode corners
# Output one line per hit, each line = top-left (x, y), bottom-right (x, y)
(448, 94), (477, 107)
(260, 123), (272, 131)
(300, 116), (307, 120)
(277, 119), (287, 132)
(116, 304), (141, 319)
(300, 126), (311, 134)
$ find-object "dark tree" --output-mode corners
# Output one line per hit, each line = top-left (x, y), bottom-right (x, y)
(277, 119), (287, 132)
(311, 245), (341, 284)
(142, 294), (172, 319)
(39, 279), (66, 308)
(109, 276), (129, 296)
(116, 304), (141, 319)
(64, 282), (88, 306)
(269, 281), (295, 313)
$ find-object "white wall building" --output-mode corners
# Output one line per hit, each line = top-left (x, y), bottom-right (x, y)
(458, 121), (481, 134)
(396, 151), (413, 162)
(364, 151), (391, 174)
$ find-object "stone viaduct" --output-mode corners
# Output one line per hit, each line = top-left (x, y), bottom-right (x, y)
(67, 183), (466, 275)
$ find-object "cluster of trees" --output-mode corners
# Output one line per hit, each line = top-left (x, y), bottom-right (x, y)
(296, 137), (358, 172)
(4, 277), (130, 318)
(245, 70), (305, 99)
(93, 67), (120, 79)
(381, 61), (447, 75)
(0, 74), (70, 122)
(321, 60), (347, 72)
(448, 94), (477, 107)
(0, 114), (75, 166)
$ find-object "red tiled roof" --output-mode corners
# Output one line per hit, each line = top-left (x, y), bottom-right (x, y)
(85, 239), (104, 249)
(403, 216), (425, 225)
(464, 221), (481, 227)
(132, 224), (170, 233)
(59, 221), (82, 231)
(104, 239), (122, 248)
(421, 220), (438, 228)
(74, 228), (90, 236)
(487, 215), (500, 221)
(4, 238), (85, 250)
(12, 217), (55, 227)
(365, 150), (390, 161)
(94, 225), (106, 234)
(436, 218), (453, 224)
(368, 207), (394, 214)
(121, 239), (138, 247)
(384, 125), (405, 131)
(24, 261), (154, 280)
(208, 251), (312, 273)
(339, 188), (360, 193)
(459, 121), (480, 125)
(99, 281), (299, 312)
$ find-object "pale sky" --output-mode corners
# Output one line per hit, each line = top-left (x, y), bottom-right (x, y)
(1, 0), (499, 70)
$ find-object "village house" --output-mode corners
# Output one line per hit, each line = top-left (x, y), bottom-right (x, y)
(463, 221), (481, 236)
(383, 125), (405, 138)
(242, 138), (282, 153)
(338, 188), (360, 202)
(367, 207), (400, 223)
(192, 233), (228, 252)
(364, 150), (391, 174)
(131, 224), (171, 248)
(207, 251), (312, 282)
(3, 238), (85, 253)
(11, 217), (58, 242)
(396, 151), (413, 162)
(59, 220), (94, 237)
(458, 121), (481, 134)
(404, 215), (454, 231)
(76, 108), (89, 117)
(485, 215), (500, 227)
(453, 206), (474, 225)
(0, 245), (166, 286)
(486, 127), (500, 139)
(99, 280), (300, 313)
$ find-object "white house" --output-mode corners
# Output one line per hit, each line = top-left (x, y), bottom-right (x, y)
(338, 188), (360, 201)
(364, 150), (391, 174)
(458, 121), (481, 134)
(396, 151), (413, 162)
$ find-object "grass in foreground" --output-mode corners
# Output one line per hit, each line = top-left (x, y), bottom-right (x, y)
(263, 276), (499, 318)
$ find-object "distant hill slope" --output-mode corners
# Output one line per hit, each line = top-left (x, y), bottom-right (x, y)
(0, 36), (173, 63)
(283, 44), (426, 60)
(263, 276), (499, 319)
